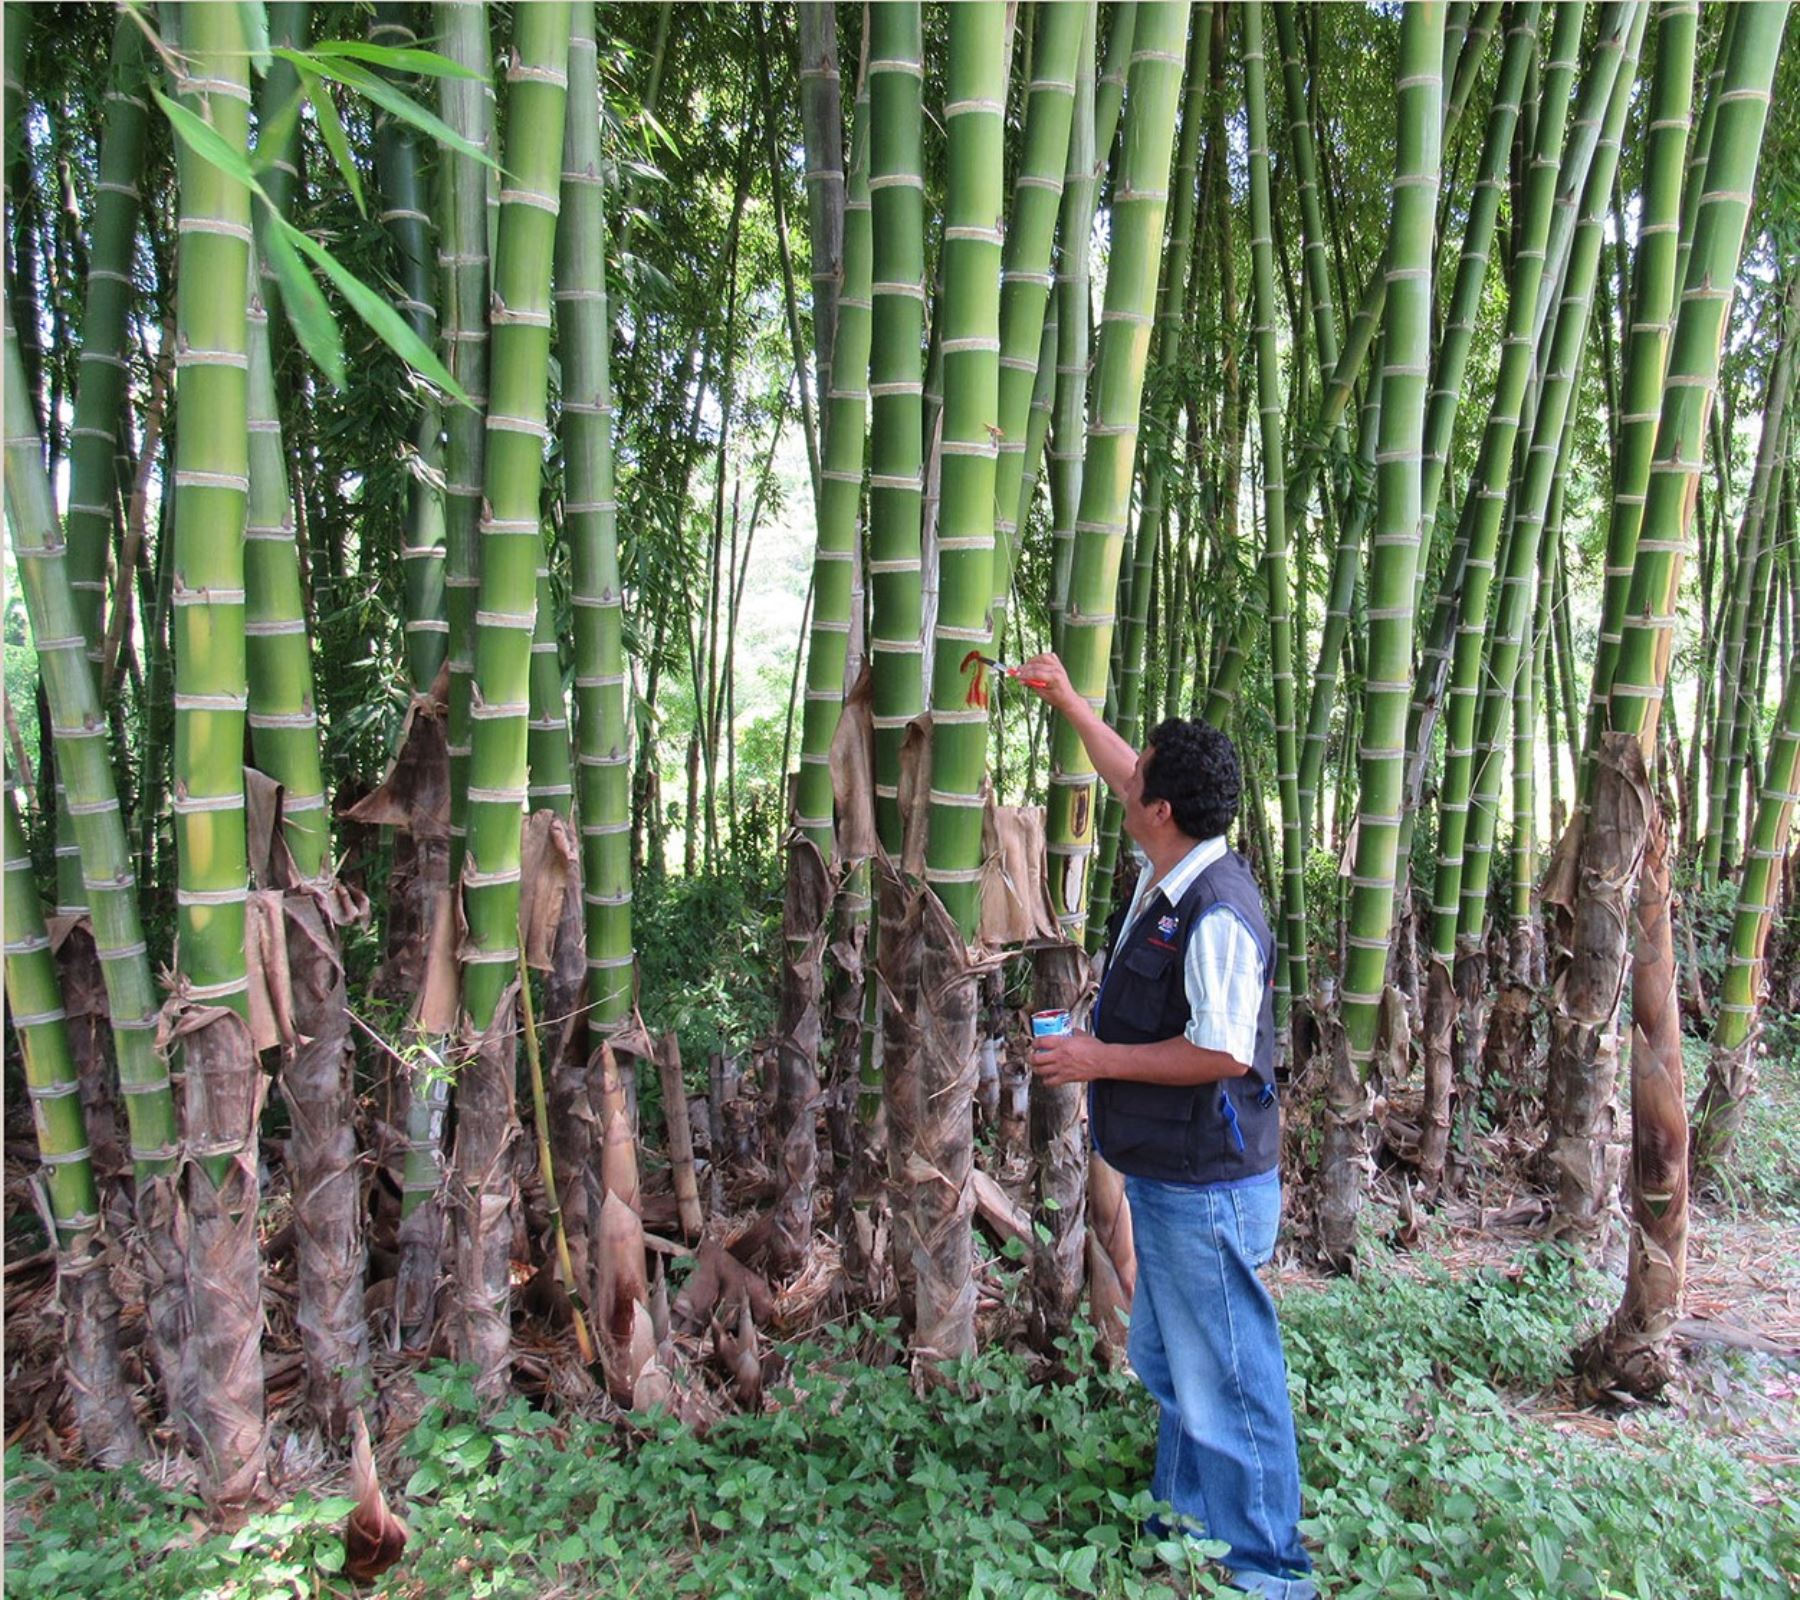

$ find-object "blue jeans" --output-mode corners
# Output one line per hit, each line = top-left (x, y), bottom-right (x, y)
(1125, 1167), (1316, 1600)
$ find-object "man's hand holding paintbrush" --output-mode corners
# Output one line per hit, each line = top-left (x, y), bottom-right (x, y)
(1006, 651), (1140, 796)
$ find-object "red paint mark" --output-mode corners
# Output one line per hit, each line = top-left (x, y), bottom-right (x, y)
(960, 650), (990, 711)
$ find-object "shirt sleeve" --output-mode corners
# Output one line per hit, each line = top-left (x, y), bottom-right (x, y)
(1183, 905), (1266, 1067)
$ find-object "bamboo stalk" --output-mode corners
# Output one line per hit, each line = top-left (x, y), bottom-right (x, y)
(866, 2), (926, 854)
(3, 791), (142, 1465)
(1243, 0), (1309, 1003)
(558, 0), (634, 1034)
(1046, 0), (1189, 942)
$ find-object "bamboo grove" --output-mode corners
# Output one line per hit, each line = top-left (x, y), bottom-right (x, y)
(2, 0), (1797, 1504)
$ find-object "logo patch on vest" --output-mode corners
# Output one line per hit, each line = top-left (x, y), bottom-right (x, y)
(1156, 913), (1179, 940)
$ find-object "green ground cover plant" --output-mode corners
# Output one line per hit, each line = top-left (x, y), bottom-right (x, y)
(7, 1238), (1796, 1600)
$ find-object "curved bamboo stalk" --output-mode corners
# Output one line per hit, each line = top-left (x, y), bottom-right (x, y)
(1046, 6), (1098, 651)
(1089, 7), (1209, 942)
(1457, 4), (1647, 952)
(795, 61), (871, 860)
(1707, 310), (1796, 879)
(1691, 650), (1800, 1174)
(1414, 0), (1600, 1159)
(798, 2), (845, 411)
(1200, 8), (1502, 731)
(1603, 1), (1787, 756)
(63, 15), (146, 667)
(989, 0), (1084, 641)
(1412, 1), (1541, 607)
(3, 792), (142, 1465)
(1548, 0), (1788, 1241)
(4, 316), (181, 1402)
(1583, 0), (1698, 756)
(1046, 0), (1189, 944)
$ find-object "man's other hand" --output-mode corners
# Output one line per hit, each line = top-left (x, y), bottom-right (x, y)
(1030, 1029), (1107, 1087)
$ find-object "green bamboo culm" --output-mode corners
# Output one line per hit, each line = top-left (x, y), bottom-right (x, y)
(1457, 5), (1647, 947)
(866, 1), (926, 854)
(461, 3), (570, 1031)
(3, 787), (144, 1466)
(1701, 294), (1795, 879)
(3, 793), (101, 1256)
(165, 0), (268, 1508)
(168, 0), (254, 1042)
(244, 272), (329, 880)
(441, 0), (496, 882)
(62, 14), (146, 664)
(923, 0), (1006, 936)
(794, 65), (872, 860)
(389, 0), (492, 1347)
(3, 317), (175, 1183)
(253, 1), (309, 329)
(1604, 1), (1788, 753)
(1088, 5), (1211, 943)
(1421, 0), (1589, 994)
(1582, 0), (1697, 764)
(1046, 4), (1099, 649)
(526, 559), (573, 816)
(987, 0), (1084, 646)
(557, 0), (634, 1030)
(1093, 2), (1137, 170)
(1412, 0), (1541, 603)
(1243, 0), (1306, 1004)
(1691, 648), (1800, 1172)
(370, 0), (450, 693)
(1201, 10), (1498, 733)
(1338, 2), (1442, 1062)
(49, 15), (147, 917)
(1046, 0), (1189, 942)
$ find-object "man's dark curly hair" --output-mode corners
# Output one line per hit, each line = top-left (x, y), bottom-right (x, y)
(1141, 718), (1241, 841)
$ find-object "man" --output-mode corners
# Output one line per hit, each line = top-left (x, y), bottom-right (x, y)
(1019, 651), (1315, 1600)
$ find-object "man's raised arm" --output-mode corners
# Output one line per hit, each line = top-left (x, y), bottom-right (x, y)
(1015, 652), (1139, 795)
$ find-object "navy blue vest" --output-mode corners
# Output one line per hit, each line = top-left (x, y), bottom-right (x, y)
(1090, 847), (1280, 1185)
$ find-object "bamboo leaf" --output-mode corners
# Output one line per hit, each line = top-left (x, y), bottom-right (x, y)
(636, 105), (681, 159)
(259, 223), (345, 389)
(307, 38), (487, 81)
(277, 218), (470, 406)
(271, 48), (499, 171)
(299, 66), (366, 217)
(151, 86), (268, 197)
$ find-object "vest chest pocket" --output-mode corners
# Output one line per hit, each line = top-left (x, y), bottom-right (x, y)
(1107, 942), (1181, 1034)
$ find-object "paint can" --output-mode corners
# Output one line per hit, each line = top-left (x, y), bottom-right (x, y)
(1030, 1008), (1072, 1038)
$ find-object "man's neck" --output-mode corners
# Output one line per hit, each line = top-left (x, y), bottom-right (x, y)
(1143, 831), (1203, 891)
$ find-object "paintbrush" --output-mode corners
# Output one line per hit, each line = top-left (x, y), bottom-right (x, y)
(965, 653), (1046, 686)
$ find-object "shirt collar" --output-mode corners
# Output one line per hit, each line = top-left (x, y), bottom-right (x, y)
(1128, 834), (1229, 927)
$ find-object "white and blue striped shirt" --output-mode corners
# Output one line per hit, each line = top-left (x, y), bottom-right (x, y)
(1110, 837), (1267, 1069)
